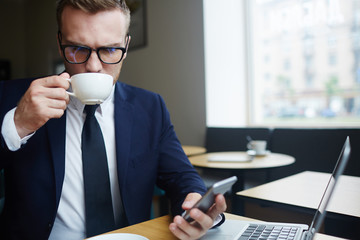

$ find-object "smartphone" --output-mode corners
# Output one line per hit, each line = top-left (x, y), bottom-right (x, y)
(182, 176), (238, 222)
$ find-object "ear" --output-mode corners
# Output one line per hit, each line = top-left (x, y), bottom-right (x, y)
(123, 35), (131, 60)
(56, 32), (63, 58)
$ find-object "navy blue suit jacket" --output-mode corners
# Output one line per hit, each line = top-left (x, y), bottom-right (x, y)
(0, 78), (206, 239)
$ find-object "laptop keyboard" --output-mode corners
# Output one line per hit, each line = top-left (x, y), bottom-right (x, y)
(237, 224), (299, 240)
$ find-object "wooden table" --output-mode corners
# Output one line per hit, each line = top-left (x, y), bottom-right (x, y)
(188, 151), (294, 170)
(236, 171), (360, 239)
(101, 213), (344, 240)
(188, 151), (295, 214)
(182, 145), (206, 156)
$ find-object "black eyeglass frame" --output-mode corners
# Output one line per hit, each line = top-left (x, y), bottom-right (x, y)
(57, 31), (129, 64)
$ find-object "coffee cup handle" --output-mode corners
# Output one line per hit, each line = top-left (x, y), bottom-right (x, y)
(247, 142), (253, 150)
(65, 78), (75, 97)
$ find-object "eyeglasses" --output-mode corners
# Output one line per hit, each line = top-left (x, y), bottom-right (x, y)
(58, 31), (129, 64)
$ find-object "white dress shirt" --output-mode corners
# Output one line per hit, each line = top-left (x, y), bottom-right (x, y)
(1, 87), (121, 240)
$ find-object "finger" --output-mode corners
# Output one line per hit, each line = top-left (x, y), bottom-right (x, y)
(46, 98), (68, 110)
(177, 209), (212, 239)
(170, 216), (195, 240)
(169, 222), (190, 240)
(36, 75), (70, 90)
(189, 208), (213, 231)
(182, 192), (202, 210)
(59, 72), (70, 79)
(43, 87), (69, 101)
(27, 79), (69, 102)
(31, 104), (65, 120)
(59, 72), (71, 91)
(207, 194), (227, 220)
(47, 107), (66, 119)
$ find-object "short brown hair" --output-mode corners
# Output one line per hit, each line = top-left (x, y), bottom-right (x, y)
(56, 0), (131, 33)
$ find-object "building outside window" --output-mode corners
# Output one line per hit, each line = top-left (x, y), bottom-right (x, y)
(249, 0), (360, 126)
(204, 0), (360, 127)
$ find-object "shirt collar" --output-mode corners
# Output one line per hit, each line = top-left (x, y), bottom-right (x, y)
(69, 85), (115, 116)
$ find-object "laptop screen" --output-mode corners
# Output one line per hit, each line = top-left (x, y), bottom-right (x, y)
(306, 136), (351, 239)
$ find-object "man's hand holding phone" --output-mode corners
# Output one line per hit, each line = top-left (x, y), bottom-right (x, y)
(169, 176), (237, 240)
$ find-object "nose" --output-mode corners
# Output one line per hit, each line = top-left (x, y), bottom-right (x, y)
(85, 51), (102, 72)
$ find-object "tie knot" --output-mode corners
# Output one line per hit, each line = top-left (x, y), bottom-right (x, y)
(84, 104), (99, 117)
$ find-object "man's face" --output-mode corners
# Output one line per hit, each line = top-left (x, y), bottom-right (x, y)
(58, 6), (130, 85)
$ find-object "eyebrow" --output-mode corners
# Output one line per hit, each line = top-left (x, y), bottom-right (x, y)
(63, 39), (123, 48)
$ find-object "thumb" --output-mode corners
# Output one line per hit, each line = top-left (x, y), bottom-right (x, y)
(59, 71), (70, 79)
(182, 193), (202, 210)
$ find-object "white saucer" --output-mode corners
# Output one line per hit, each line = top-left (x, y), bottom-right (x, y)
(88, 233), (149, 240)
(247, 150), (270, 156)
(82, 99), (104, 105)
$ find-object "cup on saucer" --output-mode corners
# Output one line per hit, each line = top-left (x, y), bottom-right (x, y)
(247, 140), (268, 156)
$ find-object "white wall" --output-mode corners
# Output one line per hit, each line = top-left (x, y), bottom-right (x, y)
(121, 0), (206, 145)
(0, 0), (207, 146)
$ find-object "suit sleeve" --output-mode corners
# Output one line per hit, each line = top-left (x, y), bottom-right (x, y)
(0, 78), (33, 168)
(154, 94), (207, 216)
(0, 80), (11, 168)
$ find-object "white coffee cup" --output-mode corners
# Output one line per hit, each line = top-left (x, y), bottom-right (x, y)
(247, 140), (267, 154)
(66, 73), (113, 105)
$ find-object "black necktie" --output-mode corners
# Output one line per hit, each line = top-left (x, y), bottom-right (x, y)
(82, 104), (115, 237)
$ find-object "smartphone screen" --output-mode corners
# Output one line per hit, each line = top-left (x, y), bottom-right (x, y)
(182, 176), (237, 222)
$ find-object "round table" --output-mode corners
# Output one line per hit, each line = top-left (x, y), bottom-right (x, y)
(182, 145), (207, 156)
(188, 151), (294, 170)
(188, 151), (295, 214)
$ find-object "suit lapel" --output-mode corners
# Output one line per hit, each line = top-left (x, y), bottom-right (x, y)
(114, 82), (134, 190)
(46, 113), (66, 206)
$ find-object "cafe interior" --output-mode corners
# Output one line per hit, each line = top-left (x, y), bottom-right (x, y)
(0, 0), (359, 239)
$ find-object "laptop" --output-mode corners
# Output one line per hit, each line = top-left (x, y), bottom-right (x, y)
(201, 136), (351, 240)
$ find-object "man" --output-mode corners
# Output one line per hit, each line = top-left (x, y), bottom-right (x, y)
(0, 0), (226, 239)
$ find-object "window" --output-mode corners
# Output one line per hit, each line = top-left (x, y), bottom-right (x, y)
(249, 0), (360, 126)
(328, 53), (337, 66)
(204, 0), (360, 127)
